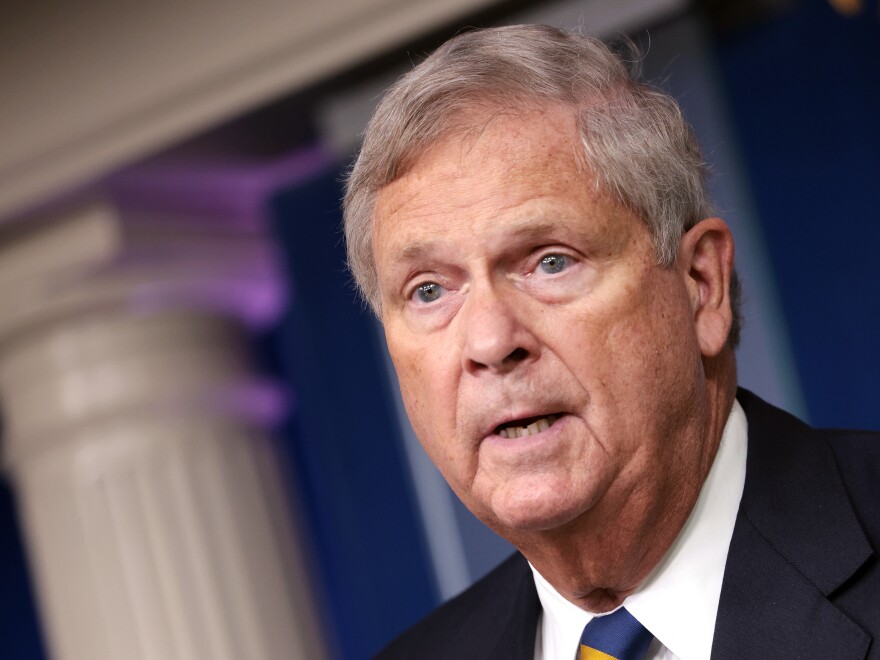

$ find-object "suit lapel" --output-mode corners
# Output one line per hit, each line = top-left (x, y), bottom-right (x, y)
(433, 552), (539, 660)
(711, 390), (873, 658)
(484, 554), (541, 660)
(712, 517), (870, 658)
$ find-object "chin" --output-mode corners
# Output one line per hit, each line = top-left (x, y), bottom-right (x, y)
(484, 485), (594, 535)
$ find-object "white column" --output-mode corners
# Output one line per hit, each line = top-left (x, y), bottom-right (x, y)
(0, 199), (327, 660)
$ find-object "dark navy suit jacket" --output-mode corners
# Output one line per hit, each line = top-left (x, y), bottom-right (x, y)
(377, 390), (880, 659)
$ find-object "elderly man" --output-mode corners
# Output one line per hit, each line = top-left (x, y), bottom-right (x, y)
(343, 25), (880, 660)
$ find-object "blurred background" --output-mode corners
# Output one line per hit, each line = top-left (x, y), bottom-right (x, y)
(0, 0), (878, 658)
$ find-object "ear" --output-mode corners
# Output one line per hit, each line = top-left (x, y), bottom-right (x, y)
(677, 218), (736, 357)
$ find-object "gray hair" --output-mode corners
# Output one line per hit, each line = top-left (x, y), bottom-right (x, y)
(344, 24), (741, 346)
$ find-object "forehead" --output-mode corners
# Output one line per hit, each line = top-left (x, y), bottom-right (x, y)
(373, 106), (593, 251)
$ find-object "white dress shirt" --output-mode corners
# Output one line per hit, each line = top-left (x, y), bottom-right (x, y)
(531, 400), (748, 660)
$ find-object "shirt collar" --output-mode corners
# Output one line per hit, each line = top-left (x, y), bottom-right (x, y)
(530, 400), (748, 660)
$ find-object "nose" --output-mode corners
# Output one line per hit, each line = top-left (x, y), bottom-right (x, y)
(460, 283), (538, 375)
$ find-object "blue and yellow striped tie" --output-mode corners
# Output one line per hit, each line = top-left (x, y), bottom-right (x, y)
(578, 607), (652, 660)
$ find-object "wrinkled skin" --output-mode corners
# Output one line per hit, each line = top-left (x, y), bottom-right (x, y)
(373, 106), (737, 611)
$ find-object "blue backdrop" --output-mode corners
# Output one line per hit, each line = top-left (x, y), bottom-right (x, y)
(716, 0), (880, 428)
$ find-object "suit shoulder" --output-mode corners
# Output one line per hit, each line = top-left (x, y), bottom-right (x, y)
(824, 428), (880, 539)
(822, 427), (880, 491)
(740, 387), (880, 540)
(824, 427), (880, 454)
(375, 552), (538, 660)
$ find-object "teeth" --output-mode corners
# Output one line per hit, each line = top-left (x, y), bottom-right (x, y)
(497, 414), (559, 439)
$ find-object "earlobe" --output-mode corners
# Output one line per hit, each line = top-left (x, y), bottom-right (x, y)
(678, 218), (735, 357)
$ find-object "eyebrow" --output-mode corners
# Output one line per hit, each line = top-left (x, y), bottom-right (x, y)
(393, 216), (574, 266)
(395, 240), (436, 266)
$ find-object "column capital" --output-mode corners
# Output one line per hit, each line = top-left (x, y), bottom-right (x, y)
(0, 195), (285, 347)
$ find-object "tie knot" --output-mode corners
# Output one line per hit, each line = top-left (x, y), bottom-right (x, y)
(578, 608), (652, 660)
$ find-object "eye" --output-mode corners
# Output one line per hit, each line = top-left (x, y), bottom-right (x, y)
(413, 282), (445, 303)
(538, 253), (568, 274)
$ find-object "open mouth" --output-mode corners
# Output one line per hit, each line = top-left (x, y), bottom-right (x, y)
(494, 414), (562, 439)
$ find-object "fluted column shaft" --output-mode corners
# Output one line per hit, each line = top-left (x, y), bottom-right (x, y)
(0, 198), (327, 660)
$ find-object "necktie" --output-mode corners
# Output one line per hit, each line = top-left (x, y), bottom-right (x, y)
(578, 607), (652, 660)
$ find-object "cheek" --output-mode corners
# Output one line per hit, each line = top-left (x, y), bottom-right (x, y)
(389, 338), (459, 449)
(602, 284), (703, 420)
(393, 355), (432, 427)
(562, 272), (698, 398)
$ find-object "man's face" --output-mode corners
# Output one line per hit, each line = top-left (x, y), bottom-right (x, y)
(373, 107), (712, 542)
